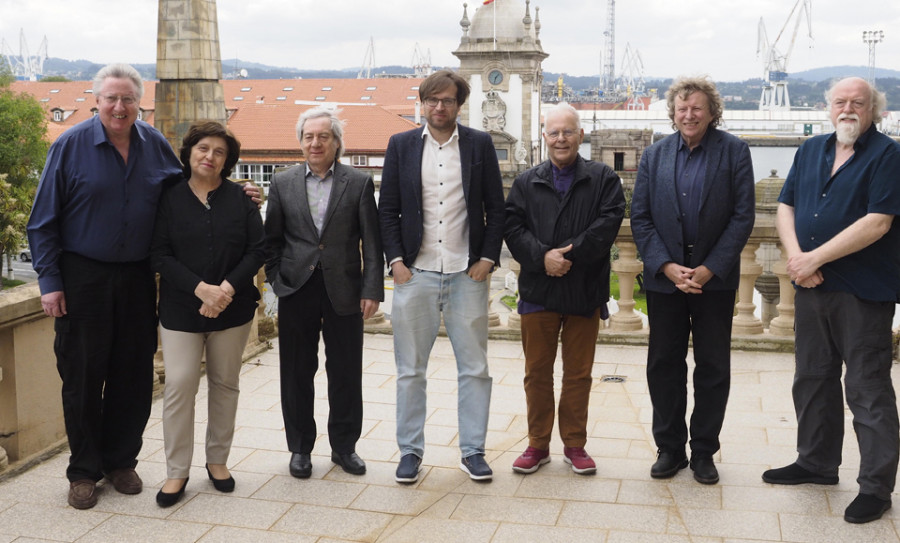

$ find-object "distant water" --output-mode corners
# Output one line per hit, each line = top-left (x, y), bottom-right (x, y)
(749, 146), (797, 181)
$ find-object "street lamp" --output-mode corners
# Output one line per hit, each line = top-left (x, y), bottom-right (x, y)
(862, 30), (884, 85)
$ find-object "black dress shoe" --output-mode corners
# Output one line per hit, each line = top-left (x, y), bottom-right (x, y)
(651, 450), (688, 479)
(331, 452), (366, 475)
(844, 493), (892, 524)
(206, 463), (235, 492)
(690, 456), (719, 485)
(762, 462), (838, 485)
(155, 477), (188, 508)
(289, 452), (312, 479)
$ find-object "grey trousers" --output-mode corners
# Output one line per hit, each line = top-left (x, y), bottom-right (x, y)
(793, 289), (899, 500)
(160, 322), (252, 478)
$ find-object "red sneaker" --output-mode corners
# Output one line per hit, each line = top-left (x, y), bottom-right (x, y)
(563, 447), (596, 475)
(512, 447), (550, 474)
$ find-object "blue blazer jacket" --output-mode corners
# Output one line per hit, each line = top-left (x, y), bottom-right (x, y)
(631, 127), (755, 293)
(378, 124), (505, 269)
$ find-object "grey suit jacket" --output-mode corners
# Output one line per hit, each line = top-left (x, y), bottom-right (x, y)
(631, 127), (755, 293)
(264, 162), (384, 315)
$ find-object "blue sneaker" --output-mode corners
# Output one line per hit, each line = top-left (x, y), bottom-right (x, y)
(460, 454), (493, 481)
(395, 454), (422, 484)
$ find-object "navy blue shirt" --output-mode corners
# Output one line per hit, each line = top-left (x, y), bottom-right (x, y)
(27, 116), (183, 294)
(674, 132), (709, 246)
(778, 123), (900, 302)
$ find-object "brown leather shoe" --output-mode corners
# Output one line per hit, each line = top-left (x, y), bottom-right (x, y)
(105, 468), (143, 494)
(68, 479), (98, 509)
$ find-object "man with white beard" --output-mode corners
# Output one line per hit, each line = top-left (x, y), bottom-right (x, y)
(763, 77), (900, 524)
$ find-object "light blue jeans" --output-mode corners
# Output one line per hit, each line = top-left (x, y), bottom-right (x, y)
(392, 267), (492, 458)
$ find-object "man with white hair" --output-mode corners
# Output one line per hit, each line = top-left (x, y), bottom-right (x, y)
(504, 103), (625, 475)
(763, 77), (900, 524)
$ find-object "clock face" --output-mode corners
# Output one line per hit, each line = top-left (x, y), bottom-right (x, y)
(488, 70), (503, 85)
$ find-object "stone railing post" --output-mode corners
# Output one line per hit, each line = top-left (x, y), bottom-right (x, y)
(609, 229), (644, 331)
(768, 244), (796, 336)
(733, 241), (764, 334)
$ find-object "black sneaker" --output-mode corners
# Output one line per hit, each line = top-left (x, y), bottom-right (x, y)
(395, 454), (422, 484)
(844, 493), (891, 524)
(460, 453), (493, 481)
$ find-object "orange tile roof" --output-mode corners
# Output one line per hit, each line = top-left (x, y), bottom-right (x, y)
(11, 78), (421, 158)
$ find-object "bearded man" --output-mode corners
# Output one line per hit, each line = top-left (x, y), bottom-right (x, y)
(762, 77), (900, 524)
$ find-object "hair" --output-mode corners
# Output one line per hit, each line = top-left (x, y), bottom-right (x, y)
(665, 75), (724, 130)
(824, 77), (887, 124)
(92, 63), (144, 101)
(295, 107), (345, 160)
(418, 69), (470, 107)
(544, 103), (581, 130)
(179, 120), (241, 180)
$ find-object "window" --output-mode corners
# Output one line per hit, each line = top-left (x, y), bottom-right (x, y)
(283, 86), (294, 91)
(276, 96), (287, 101)
(50, 89), (60, 93)
(240, 87), (252, 92)
(360, 96), (371, 100)
(321, 86), (332, 91)
(75, 98), (85, 102)
(233, 96), (244, 101)
(614, 152), (624, 171)
(315, 96), (326, 101)
(137, 110), (143, 121)
(495, 149), (508, 161)
(366, 86), (376, 91)
(352, 155), (368, 167)
(234, 164), (276, 188)
(53, 110), (62, 122)
(407, 96), (417, 100)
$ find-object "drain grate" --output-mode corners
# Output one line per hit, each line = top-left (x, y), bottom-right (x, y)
(600, 375), (626, 383)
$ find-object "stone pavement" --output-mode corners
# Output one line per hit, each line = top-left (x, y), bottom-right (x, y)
(1, 334), (900, 542)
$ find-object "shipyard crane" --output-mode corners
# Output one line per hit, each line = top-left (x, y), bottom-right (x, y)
(357, 37), (375, 79)
(1, 30), (48, 81)
(619, 43), (646, 110)
(411, 43), (433, 78)
(756, 0), (812, 111)
(601, 0), (616, 98)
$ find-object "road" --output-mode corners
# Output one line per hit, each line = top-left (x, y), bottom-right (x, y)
(2, 255), (38, 283)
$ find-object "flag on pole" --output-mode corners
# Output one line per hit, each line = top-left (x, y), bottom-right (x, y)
(483, 0), (494, 4)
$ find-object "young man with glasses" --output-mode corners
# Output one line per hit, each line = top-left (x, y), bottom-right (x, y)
(379, 70), (505, 483)
(504, 103), (625, 475)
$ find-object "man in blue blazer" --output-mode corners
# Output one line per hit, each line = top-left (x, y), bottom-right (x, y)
(631, 76), (755, 485)
(379, 70), (505, 483)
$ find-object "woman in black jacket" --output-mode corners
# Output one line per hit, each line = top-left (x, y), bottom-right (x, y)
(151, 121), (264, 507)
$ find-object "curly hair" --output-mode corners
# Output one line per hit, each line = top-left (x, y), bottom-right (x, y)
(665, 75), (724, 130)
(179, 120), (241, 180)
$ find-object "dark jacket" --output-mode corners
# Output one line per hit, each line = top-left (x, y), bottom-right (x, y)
(504, 156), (626, 315)
(631, 127), (755, 293)
(378, 124), (505, 269)
(264, 162), (384, 315)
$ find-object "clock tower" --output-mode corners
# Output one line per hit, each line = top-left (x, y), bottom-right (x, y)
(453, 0), (548, 187)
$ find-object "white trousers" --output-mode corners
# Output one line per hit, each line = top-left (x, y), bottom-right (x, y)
(160, 322), (252, 478)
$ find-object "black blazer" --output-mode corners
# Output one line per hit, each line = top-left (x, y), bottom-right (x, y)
(265, 162), (384, 315)
(631, 127), (755, 293)
(378, 124), (505, 269)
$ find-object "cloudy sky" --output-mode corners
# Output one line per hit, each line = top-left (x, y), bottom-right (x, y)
(2, 0), (898, 82)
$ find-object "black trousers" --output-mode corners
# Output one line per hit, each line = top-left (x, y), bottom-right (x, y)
(55, 252), (157, 482)
(278, 268), (363, 455)
(646, 289), (735, 457)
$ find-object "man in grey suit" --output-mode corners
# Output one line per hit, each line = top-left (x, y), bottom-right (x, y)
(631, 76), (755, 485)
(265, 107), (384, 479)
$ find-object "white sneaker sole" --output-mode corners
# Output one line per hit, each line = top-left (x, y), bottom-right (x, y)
(512, 456), (551, 474)
(460, 462), (493, 481)
(564, 456), (596, 474)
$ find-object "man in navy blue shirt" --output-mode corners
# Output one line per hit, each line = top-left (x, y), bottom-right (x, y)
(763, 77), (900, 524)
(27, 64), (260, 510)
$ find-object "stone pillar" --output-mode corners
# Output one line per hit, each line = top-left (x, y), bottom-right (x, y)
(732, 241), (764, 335)
(156, 0), (226, 149)
(768, 248), (796, 336)
(609, 235), (644, 331)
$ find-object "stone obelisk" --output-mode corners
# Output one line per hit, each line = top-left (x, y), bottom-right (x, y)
(155, 0), (226, 150)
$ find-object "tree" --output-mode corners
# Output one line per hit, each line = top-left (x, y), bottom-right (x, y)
(0, 68), (49, 190)
(0, 174), (30, 283)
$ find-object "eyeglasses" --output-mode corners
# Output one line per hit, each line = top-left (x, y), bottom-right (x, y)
(545, 129), (577, 141)
(100, 94), (137, 106)
(423, 97), (458, 108)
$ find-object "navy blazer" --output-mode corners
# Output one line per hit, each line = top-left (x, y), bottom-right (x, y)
(631, 127), (755, 293)
(378, 124), (505, 268)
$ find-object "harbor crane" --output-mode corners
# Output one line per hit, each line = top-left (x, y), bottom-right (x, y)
(756, 0), (813, 111)
(0, 29), (48, 81)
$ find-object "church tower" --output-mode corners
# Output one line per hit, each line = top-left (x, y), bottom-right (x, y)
(453, 0), (548, 186)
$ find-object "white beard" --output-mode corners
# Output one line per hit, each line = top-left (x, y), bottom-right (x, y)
(835, 114), (860, 146)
